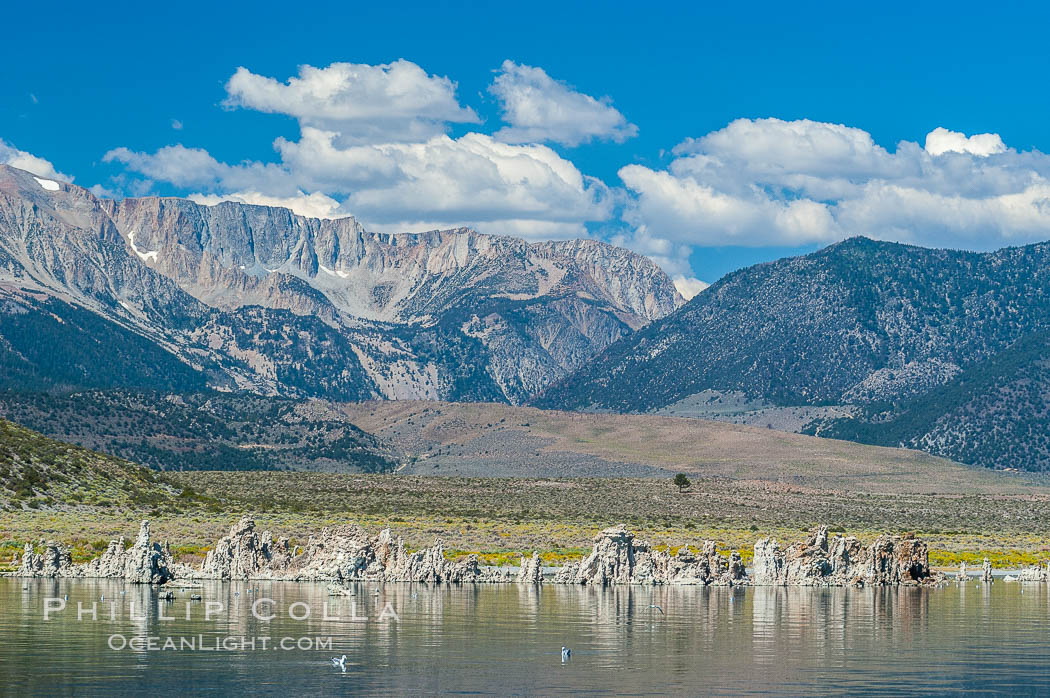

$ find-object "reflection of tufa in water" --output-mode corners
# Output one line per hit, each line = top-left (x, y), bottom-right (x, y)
(5, 579), (1050, 695)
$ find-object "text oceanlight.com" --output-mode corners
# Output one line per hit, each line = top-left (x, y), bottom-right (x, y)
(107, 635), (334, 651)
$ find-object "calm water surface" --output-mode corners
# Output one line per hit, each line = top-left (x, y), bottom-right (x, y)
(1, 578), (1049, 695)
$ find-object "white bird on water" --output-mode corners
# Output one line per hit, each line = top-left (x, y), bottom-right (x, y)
(561, 646), (571, 662)
(331, 655), (347, 672)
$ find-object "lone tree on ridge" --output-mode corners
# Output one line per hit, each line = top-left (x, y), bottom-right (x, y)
(673, 473), (691, 493)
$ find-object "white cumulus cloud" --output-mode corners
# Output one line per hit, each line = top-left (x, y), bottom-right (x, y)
(106, 60), (612, 241)
(104, 144), (293, 192)
(108, 131), (609, 238)
(0, 139), (73, 182)
(924, 127), (1006, 157)
(672, 275), (708, 300)
(490, 61), (637, 147)
(101, 60), (1050, 287)
(224, 60), (479, 145)
(286, 131), (610, 226)
(618, 118), (1050, 272)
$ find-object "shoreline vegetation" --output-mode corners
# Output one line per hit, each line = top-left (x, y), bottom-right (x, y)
(11, 517), (936, 586)
(3, 414), (1050, 575)
(4, 472), (1050, 574)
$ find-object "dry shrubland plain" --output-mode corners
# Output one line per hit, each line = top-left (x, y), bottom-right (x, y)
(3, 401), (1050, 571)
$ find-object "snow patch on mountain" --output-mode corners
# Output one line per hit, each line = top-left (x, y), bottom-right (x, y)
(127, 231), (159, 263)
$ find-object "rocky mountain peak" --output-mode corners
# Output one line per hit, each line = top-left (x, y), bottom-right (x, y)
(98, 194), (683, 323)
(0, 163), (682, 404)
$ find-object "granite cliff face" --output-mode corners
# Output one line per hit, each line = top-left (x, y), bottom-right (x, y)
(0, 164), (682, 404)
(100, 197), (677, 325)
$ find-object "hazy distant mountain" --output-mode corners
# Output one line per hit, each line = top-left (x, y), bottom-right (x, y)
(535, 237), (1050, 471)
(0, 164), (682, 404)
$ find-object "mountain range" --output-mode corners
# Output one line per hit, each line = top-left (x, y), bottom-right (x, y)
(536, 236), (1050, 471)
(3, 162), (1050, 474)
(0, 164), (681, 404)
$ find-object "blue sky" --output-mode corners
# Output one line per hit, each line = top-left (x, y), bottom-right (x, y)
(4, 1), (1050, 289)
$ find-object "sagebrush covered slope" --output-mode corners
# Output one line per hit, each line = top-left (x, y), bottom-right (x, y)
(0, 418), (178, 510)
(809, 331), (1050, 471)
(0, 390), (402, 473)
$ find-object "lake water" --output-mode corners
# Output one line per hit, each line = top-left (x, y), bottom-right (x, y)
(2, 577), (1049, 695)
